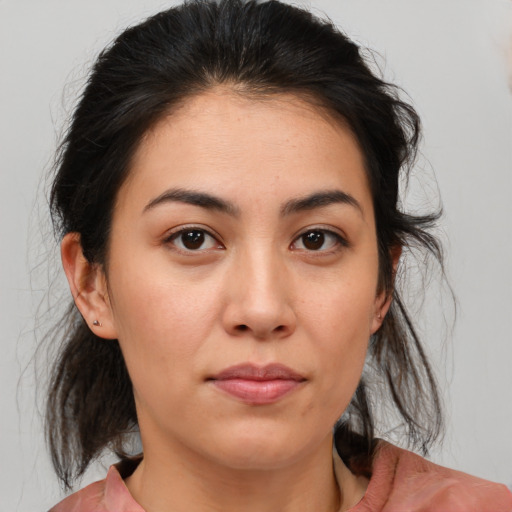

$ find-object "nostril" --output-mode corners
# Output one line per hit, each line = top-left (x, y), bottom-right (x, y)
(274, 325), (285, 332)
(236, 324), (249, 332)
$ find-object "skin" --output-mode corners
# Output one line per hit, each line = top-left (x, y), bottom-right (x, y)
(62, 90), (396, 512)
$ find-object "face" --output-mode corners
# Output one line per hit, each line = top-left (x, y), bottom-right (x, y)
(101, 90), (387, 470)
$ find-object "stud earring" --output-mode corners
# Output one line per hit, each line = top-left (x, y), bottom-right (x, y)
(93, 320), (102, 327)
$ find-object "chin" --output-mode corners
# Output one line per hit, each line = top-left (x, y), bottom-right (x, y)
(199, 421), (327, 471)
(209, 445), (302, 472)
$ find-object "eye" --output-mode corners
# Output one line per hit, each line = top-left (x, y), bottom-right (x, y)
(167, 228), (222, 252)
(291, 229), (347, 252)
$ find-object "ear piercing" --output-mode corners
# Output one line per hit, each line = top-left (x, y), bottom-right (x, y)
(92, 320), (102, 327)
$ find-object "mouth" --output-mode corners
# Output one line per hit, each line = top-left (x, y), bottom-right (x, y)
(207, 363), (306, 405)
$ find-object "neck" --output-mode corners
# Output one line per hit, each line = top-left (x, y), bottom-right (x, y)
(125, 433), (363, 512)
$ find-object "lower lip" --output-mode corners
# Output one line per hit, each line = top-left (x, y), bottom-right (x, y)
(212, 378), (303, 405)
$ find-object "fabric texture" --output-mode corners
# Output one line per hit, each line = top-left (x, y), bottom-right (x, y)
(49, 441), (512, 512)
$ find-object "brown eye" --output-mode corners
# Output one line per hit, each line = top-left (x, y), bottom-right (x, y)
(302, 231), (325, 250)
(169, 228), (220, 251)
(292, 229), (347, 252)
(181, 230), (205, 249)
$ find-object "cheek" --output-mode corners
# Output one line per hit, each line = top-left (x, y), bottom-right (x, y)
(313, 301), (370, 404)
(106, 253), (222, 394)
(298, 261), (378, 411)
(301, 256), (378, 344)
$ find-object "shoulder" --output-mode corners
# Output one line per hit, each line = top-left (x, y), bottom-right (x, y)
(350, 441), (512, 512)
(48, 460), (144, 512)
(49, 478), (107, 512)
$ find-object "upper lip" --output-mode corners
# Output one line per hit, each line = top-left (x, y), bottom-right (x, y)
(210, 363), (306, 382)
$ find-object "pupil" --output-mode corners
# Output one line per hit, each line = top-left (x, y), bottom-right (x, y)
(303, 231), (324, 250)
(182, 230), (204, 249)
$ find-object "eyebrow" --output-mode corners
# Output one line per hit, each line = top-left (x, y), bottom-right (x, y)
(143, 187), (362, 217)
(281, 190), (363, 216)
(143, 188), (240, 216)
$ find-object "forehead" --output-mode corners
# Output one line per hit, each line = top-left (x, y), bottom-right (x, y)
(119, 89), (372, 216)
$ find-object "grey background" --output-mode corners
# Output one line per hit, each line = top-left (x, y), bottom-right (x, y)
(1, 0), (511, 510)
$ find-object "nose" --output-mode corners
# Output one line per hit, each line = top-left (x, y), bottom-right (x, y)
(221, 248), (297, 340)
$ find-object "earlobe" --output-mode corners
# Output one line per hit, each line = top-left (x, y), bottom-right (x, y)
(371, 244), (402, 334)
(60, 232), (117, 339)
(371, 293), (392, 335)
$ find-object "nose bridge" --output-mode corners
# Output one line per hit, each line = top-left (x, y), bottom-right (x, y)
(223, 241), (295, 339)
(244, 244), (282, 303)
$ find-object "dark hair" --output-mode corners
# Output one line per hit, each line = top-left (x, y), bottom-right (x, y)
(47, 0), (444, 488)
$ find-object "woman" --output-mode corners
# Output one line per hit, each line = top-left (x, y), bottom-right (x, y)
(46, 1), (512, 511)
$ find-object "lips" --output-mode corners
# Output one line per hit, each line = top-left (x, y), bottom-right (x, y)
(208, 363), (306, 405)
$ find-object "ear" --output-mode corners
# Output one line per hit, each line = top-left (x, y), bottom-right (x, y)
(371, 244), (402, 334)
(61, 232), (118, 339)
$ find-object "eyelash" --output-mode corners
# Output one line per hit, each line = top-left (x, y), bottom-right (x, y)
(290, 227), (349, 253)
(163, 226), (349, 254)
(164, 226), (224, 254)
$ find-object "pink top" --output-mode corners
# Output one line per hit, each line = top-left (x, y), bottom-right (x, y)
(49, 442), (512, 512)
